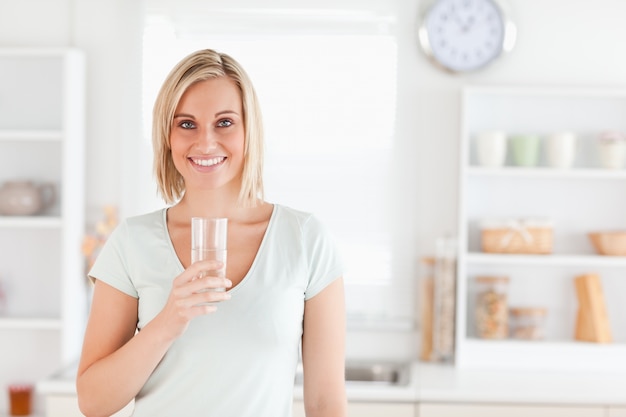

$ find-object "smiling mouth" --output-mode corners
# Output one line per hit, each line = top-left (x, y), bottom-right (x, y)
(190, 156), (226, 167)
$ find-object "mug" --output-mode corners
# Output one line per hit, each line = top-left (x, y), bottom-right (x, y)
(545, 132), (576, 169)
(475, 131), (507, 167)
(510, 134), (540, 167)
(597, 131), (626, 169)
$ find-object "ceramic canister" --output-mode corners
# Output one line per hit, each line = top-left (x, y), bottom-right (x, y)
(0, 181), (55, 216)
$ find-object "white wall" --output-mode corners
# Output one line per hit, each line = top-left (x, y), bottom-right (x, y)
(0, 1), (72, 45)
(71, 0), (144, 223)
(396, 0), (626, 274)
(2, 0), (626, 359)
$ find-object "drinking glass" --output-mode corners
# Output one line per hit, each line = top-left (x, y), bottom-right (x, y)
(191, 217), (228, 291)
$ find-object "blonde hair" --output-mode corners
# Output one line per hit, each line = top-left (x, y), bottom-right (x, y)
(152, 49), (264, 207)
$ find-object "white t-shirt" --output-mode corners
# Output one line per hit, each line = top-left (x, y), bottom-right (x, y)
(89, 204), (343, 417)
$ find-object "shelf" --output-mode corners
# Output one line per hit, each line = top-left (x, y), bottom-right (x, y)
(0, 216), (62, 228)
(464, 85), (626, 98)
(467, 166), (626, 180)
(0, 48), (86, 417)
(466, 252), (626, 267)
(458, 338), (626, 372)
(458, 86), (626, 371)
(0, 130), (63, 141)
(0, 317), (62, 330)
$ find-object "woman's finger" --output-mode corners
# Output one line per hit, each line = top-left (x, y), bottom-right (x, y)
(174, 260), (225, 285)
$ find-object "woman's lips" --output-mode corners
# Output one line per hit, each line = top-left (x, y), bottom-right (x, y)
(189, 156), (226, 167)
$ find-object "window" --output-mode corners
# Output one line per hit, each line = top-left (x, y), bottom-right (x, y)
(142, 5), (403, 320)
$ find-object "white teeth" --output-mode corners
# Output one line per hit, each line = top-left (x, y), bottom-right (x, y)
(191, 157), (225, 167)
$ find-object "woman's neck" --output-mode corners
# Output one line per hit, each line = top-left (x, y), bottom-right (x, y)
(170, 188), (265, 223)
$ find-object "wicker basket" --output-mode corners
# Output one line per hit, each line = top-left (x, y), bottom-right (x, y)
(481, 219), (553, 254)
(588, 231), (626, 256)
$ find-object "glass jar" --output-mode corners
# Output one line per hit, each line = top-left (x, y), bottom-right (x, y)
(8, 384), (33, 416)
(474, 276), (509, 339)
(509, 307), (547, 340)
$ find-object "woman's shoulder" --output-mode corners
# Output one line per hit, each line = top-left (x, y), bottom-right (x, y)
(273, 204), (314, 223)
(118, 208), (167, 233)
(126, 207), (166, 222)
(272, 204), (331, 234)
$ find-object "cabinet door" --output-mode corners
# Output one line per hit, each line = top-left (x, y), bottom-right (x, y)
(348, 402), (415, 417)
(44, 395), (83, 417)
(609, 407), (626, 417)
(418, 403), (605, 417)
(293, 401), (306, 417)
(294, 401), (415, 417)
(45, 395), (134, 417)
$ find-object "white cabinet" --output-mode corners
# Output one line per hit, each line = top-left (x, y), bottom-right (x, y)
(609, 407), (626, 417)
(347, 402), (415, 417)
(293, 401), (305, 417)
(0, 48), (86, 413)
(456, 86), (626, 371)
(293, 401), (415, 417)
(44, 396), (133, 417)
(418, 403), (605, 417)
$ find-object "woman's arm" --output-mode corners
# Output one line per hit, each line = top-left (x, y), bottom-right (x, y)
(76, 261), (231, 417)
(301, 277), (347, 417)
(76, 280), (148, 417)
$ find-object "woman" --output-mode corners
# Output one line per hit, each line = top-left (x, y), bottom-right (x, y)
(76, 49), (346, 417)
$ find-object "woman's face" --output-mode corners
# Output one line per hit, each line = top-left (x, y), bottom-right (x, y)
(170, 77), (245, 195)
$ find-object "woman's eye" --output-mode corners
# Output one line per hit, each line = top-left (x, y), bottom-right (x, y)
(180, 121), (195, 129)
(217, 119), (233, 128)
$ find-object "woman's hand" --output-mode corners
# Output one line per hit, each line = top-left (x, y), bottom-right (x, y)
(157, 260), (232, 341)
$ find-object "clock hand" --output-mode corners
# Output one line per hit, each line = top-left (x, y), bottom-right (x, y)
(450, 6), (469, 33)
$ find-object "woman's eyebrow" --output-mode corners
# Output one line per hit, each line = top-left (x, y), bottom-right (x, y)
(173, 113), (195, 119)
(215, 110), (240, 117)
(173, 110), (239, 119)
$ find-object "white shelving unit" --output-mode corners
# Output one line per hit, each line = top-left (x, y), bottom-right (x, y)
(0, 48), (86, 414)
(456, 86), (626, 371)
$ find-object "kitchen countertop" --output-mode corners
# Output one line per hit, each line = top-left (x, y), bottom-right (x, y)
(416, 363), (626, 406)
(38, 361), (626, 406)
(293, 361), (420, 403)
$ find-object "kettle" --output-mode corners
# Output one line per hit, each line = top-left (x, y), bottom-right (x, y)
(0, 180), (55, 216)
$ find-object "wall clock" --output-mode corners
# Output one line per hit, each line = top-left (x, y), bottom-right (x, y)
(418, 0), (516, 73)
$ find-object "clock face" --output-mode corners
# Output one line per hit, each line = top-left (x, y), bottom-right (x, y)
(420, 0), (511, 72)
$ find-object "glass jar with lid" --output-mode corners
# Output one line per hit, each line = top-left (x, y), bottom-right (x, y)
(474, 275), (509, 339)
(509, 307), (547, 340)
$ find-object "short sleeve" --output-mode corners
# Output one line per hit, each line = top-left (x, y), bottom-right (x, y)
(88, 219), (138, 298)
(302, 215), (344, 300)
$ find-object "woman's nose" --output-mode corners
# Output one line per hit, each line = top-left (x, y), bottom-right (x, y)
(197, 129), (218, 152)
